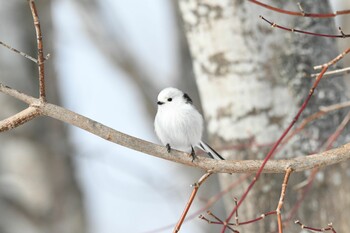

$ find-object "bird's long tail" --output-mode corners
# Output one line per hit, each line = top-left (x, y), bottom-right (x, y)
(198, 141), (225, 160)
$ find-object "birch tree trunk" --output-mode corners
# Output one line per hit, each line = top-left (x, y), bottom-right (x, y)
(179, 0), (350, 232)
(0, 1), (85, 233)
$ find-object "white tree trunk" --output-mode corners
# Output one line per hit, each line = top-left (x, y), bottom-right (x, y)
(179, 0), (349, 231)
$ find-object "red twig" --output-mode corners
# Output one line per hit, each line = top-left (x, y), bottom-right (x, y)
(259, 16), (349, 38)
(201, 169), (290, 232)
(240, 211), (277, 225)
(314, 48), (350, 70)
(200, 168), (291, 232)
(250, 0), (350, 18)
(295, 220), (336, 233)
(145, 174), (250, 233)
(200, 209), (278, 228)
(276, 167), (293, 233)
(200, 211), (238, 232)
(173, 172), (212, 233)
(28, 0), (46, 101)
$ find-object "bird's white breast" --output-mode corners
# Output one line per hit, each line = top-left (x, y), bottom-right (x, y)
(155, 103), (203, 152)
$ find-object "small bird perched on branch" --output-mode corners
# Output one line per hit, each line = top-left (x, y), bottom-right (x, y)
(154, 87), (224, 161)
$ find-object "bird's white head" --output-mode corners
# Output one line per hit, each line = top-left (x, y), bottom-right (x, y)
(156, 87), (192, 107)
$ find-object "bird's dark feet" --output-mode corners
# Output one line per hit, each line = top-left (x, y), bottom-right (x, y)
(166, 143), (171, 153)
(190, 146), (196, 162)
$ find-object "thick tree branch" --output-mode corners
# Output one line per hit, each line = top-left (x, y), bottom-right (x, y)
(1, 83), (350, 174)
(0, 106), (40, 132)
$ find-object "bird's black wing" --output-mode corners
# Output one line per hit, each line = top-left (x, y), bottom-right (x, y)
(199, 141), (225, 160)
(183, 93), (193, 104)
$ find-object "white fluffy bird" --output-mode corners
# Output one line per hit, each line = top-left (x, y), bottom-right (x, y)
(154, 87), (224, 161)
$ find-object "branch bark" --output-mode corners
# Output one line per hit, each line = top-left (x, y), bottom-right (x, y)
(28, 0), (46, 101)
(0, 106), (40, 131)
(1, 82), (349, 174)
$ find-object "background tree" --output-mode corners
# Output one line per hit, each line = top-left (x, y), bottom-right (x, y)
(0, 1), (85, 233)
(179, 0), (350, 232)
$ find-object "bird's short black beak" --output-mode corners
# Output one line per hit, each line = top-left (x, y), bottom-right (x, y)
(157, 101), (164, 105)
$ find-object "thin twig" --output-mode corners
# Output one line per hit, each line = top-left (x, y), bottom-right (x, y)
(338, 27), (347, 38)
(314, 48), (350, 70)
(296, 2), (305, 16)
(200, 169), (290, 232)
(0, 40), (37, 63)
(200, 209), (278, 227)
(276, 167), (293, 233)
(259, 15), (349, 38)
(173, 172), (212, 233)
(320, 111), (350, 151)
(310, 67), (350, 78)
(199, 211), (238, 232)
(281, 101), (350, 147)
(319, 101), (350, 112)
(234, 197), (239, 225)
(28, 0), (46, 101)
(295, 220), (336, 233)
(250, 0), (350, 18)
(145, 174), (250, 233)
(237, 211), (277, 225)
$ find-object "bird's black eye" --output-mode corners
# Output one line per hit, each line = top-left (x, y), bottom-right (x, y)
(167, 98), (172, 102)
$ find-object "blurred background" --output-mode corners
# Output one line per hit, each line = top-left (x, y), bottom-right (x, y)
(0, 1), (349, 233)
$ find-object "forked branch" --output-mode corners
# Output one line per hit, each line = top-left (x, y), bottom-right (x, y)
(260, 16), (350, 38)
(295, 220), (336, 233)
